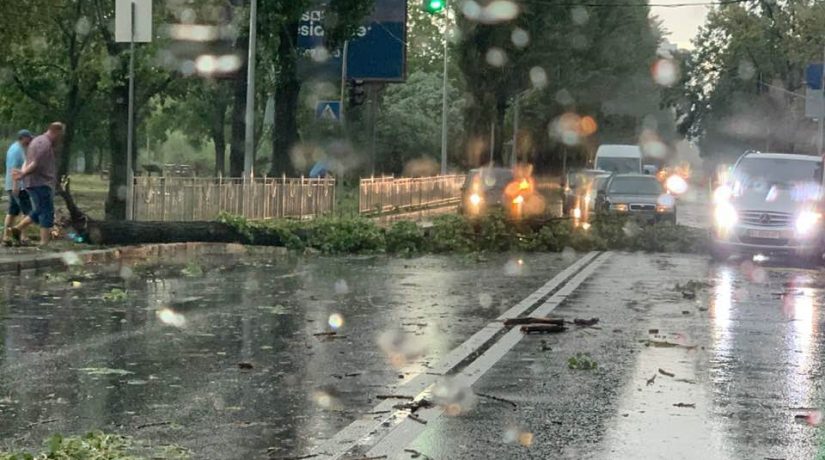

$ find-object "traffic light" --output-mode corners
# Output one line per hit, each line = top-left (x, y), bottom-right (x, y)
(423, 0), (446, 14)
(348, 80), (366, 106)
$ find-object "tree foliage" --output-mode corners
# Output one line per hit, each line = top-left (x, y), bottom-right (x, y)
(683, 2), (825, 159)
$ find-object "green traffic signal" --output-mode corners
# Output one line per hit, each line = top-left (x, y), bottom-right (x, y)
(423, 0), (445, 14)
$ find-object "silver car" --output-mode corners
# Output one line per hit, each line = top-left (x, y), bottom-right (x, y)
(710, 152), (824, 261)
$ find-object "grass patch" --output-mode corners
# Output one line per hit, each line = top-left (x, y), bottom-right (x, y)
(0, 431), (190, 460)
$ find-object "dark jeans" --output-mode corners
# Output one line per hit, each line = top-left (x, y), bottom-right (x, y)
(27, 186), (54, 228)
(6, 190), (31, 216)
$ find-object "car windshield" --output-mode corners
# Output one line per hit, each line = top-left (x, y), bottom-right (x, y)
(596, 157), (640, 174)
(10, 0), (825, 458)
(734, 157), (822, 189)
(608, 177), (663, 195)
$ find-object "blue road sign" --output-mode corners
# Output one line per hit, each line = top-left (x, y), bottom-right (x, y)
(315, 101), (341, 121)
(807, 63), (823, 89)
(297, 0), (407, 82)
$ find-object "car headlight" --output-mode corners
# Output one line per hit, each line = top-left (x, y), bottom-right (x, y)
(795, 211), (822, 235)
(469, 193), (482, 206)
(714, 201), (737, 229)
(656, 205), (672, 213)
(572, 207), (582, 219)
(612, 203), (628, 212)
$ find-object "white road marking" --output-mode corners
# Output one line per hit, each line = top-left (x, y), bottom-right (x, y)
(364, 252), (612, 459)
(311, 251), (603, 459)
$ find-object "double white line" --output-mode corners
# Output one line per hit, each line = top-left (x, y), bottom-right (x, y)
(312, 251), (612, 459)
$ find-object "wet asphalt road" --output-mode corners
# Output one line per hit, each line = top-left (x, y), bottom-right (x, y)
(3, 247), (825, 459)
(0, 252), (577, 457)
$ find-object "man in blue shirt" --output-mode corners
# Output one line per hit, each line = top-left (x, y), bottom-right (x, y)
(3, 130), (33, 244)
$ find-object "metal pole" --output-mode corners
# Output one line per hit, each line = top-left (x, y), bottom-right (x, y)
(369, 84), (378, 175)
(340, 41), (349, 126)
(511, 95), (519, 168)
(126, 0), (136, 220)
(440, 15), (449, 175)
(819, 43), (825, 158)
(243, 0), (257, 179)
(489, 120), (495, 165)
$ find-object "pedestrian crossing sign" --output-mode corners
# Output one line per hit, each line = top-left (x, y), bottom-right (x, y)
(315, 101), (341, 122)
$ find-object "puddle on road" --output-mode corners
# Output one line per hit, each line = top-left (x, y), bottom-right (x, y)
(0, 252), (573, 457)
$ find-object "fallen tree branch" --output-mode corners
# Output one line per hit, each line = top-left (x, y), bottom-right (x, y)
(504, 317), (564, 327)
(658, 368), (675, 378)
(521, 324), (567, 334)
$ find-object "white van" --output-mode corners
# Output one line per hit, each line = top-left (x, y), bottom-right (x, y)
(594, 144), (643, 174)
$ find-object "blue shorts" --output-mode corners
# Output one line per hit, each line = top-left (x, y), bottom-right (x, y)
(7, 190), (32, 217)
(27, 186), (54, 229)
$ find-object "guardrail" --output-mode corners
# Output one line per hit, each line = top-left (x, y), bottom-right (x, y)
(132, 176), (336, 221)
(359, 175), (466, 215)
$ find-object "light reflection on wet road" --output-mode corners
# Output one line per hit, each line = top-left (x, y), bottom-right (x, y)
(405, 254), (825, 460)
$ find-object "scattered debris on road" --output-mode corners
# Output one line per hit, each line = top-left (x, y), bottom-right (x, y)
(408, 413), (428, 424)
(312, 331), (337, 337)
(267, 453), (319, 460)
(658, 368), (675, 377)
(393, 398), (435, 412)
(568, 353), (598, 370)
(646, 374), (657, 386)
(573, 317), (600, 327)
(540, 339), (552, 351)
(648, 328), (659, 334)
(673, 402), (696, 408)
(521, 324), (567, 334)
(403, 448), (433, 459)
(646, 340), (697, 350)
(376, 394), (414, 401)
(237, 362), (254, 370)
(475, 391), (518, 409)
(505, 317), (564, 327)
(674, 378), (697, 384)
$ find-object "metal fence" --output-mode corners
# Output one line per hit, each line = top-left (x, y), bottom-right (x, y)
(359, 175), (466, 215)
(132, 176), (336, 221)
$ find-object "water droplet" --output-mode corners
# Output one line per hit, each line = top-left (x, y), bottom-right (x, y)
(156, 308), (186, 328)
(334, 279), (349, 295)
(738, 60), (755, 81)
(479, 293), (493, 308)
(511, 28), (529, 48)
(571, 6), (589, 25)
(60, 251), (80, 266)
(652, 59), (679, 87)
(328, 313), (344, 330)
(485, 48), (507, 67)
(480, 0), (520, 24)
(462, 0), (482, 20)
(311, 46), (330, 63)
(529, 67), (548, 88)
(75, 17), (91, 36)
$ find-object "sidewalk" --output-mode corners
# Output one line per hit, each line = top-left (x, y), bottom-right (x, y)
(0, 242), (262, 274)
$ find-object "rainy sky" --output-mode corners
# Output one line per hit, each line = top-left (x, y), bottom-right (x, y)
(651, 0), (709, 49)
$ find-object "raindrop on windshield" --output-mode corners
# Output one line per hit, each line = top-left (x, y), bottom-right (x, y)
(485, 48), (507, 67)
(511, 28), (529, 48)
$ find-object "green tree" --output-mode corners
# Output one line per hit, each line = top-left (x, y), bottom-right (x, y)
(683, 2), (825, 158)
(373, 70), (463, 173)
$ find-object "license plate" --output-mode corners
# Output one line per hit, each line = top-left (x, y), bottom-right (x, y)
(747, 229), (783, 239)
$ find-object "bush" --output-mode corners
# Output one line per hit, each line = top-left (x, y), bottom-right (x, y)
(426, 214), (476, 253)
(309, 217), (385, 254)
(385, 220), (425, 254)
(216, 213), (708, 255)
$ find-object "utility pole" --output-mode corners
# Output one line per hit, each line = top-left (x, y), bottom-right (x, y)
(440, 17), (449, 175)
(126, 0), (136, 220)
(340, 41), (349, 127)
(511, 95), (519, 168)
(243, 0), (257, 179)
(819, 44), (825, 158)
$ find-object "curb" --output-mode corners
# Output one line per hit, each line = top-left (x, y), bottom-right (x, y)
(0, 242), (262, 275)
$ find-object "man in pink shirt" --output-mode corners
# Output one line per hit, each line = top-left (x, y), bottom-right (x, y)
(11, 122), (64, 247)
